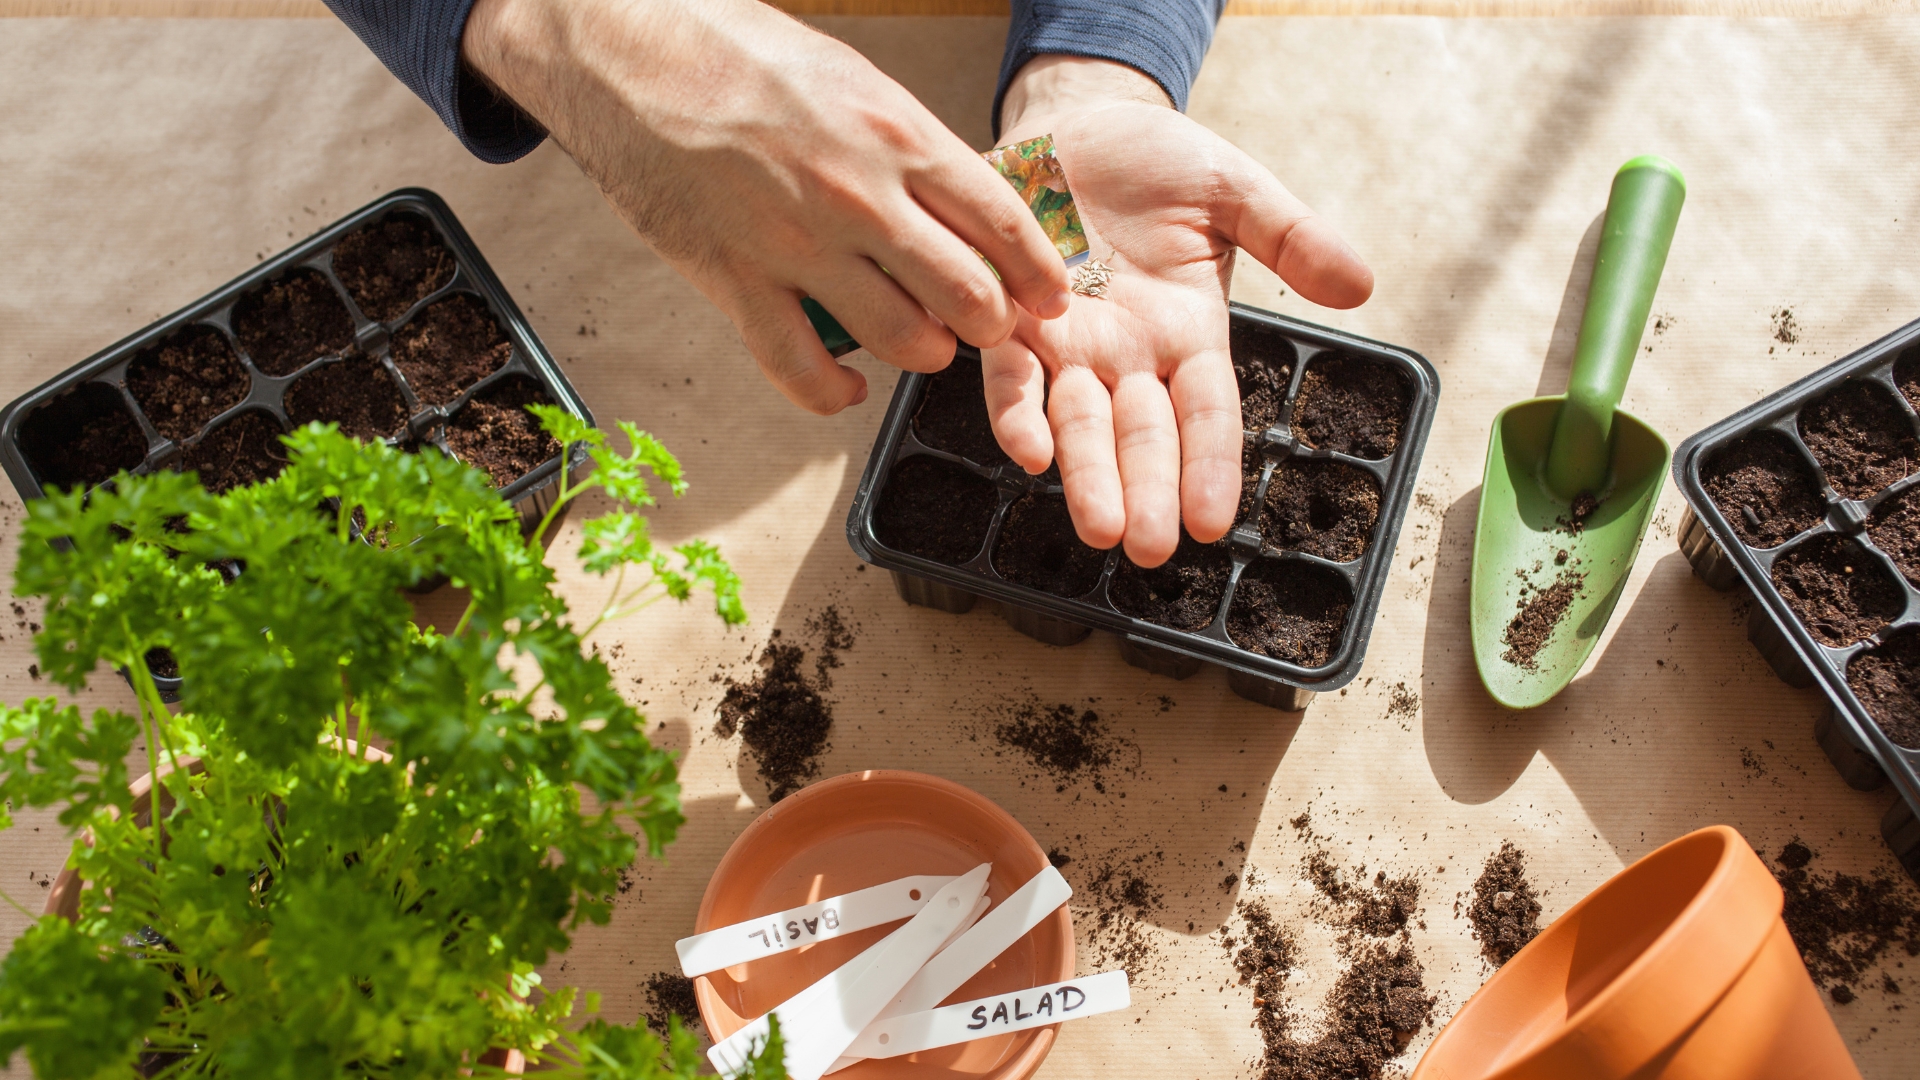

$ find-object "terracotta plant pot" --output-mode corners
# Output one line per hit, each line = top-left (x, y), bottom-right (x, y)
(693, 769), (1074, 1080)
(1412, 824), (1859, 1080)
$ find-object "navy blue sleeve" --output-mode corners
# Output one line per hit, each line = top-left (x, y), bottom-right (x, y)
(995, 0), (1227, 138)
(322, 0), (546, 164)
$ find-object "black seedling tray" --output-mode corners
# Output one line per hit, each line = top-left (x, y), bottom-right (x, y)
(1674, 315), (1920, 883)
(846, 303), (1438, 710)
(0, 188), (593, 701)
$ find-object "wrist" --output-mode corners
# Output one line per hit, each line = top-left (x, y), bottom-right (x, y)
(998, 55), (1172, 140)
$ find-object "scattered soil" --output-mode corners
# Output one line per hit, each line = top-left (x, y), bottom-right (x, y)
(912, 352), (1008, 465)
(1261, 459), (1381, 562)
(1226, 559), (1352, 666)
(1868, 485), (1920, 586)
(1385, 682), (1419, 727)
(1231, 319), (1296, 432)
(1848, 631), (1920, 748)
(873, 456), (999, 565)
(1797, 380), (1919, 500)
(1468, 842), (1543, 966)
(1079, 857), (1167, 981)
(177, 411), (287, 494)
(1305, 851), (1421, 938)
(285, 354), (409, 441)
(1228, 899), (1295, 1010)
(1110, 533), (1232, 630)
(993, 700), (1117, 789)
(1894, 345), (1920, 414)
(641, 970), (702, 1037)
(20, 382), (148, 491)
(330, 213), (455, 322)
(231, 269), (355, 376)
(1773, 308), (1801, 345)
(991, 494), (1105, 597)
(390, 294), (513, 406)
(1501, 570), (1585, 670)
(443, 375), (559, 487)
(125, 326), (251, 444)
(1703, 429), (1827, 549)
(1770, 839), (1920, 1004)
(1292, 356), (1411, 460)
(715, 613), (854, 803)
(1770, 533), (1902, 647)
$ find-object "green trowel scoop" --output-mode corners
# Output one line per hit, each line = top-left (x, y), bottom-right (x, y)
(1470, 156), (1686, 709)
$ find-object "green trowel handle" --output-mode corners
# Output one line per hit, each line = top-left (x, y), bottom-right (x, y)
(1545, 155), (1687, 500)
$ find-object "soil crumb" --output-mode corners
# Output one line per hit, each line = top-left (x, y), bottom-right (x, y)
(992, 699), (1128, 791)
(1501, 570), (1585, 669)
(641, 971), (703, 1037)
(1385, 682), (1419, 729)
(1771, 839), (1920, 1004)
(1773, 308), (1801, 345)
(714, 612), (854, 802)
(1468, 842), (1543, 966)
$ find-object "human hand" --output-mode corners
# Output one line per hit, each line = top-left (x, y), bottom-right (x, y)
(987, 57), (1373, 567)
(462, 0), (1071, 413)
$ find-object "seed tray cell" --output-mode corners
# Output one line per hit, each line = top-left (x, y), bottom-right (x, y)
(847, 303), (1438, 710)
(1675, 320), (1920, 882)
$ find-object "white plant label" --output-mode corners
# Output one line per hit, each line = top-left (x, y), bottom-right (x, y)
(844, 970), (1131, 1059)
(676, 874), (957, 977)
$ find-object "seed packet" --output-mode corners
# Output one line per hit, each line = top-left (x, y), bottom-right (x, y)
(982, 134), (1090, 266)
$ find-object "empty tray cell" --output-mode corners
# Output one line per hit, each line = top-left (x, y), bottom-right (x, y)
(1870, 486), (1920, 587)
(126, 326), (250, 444)
(1847, 629), (1920, 749)
(874, 455), (998, 565)
(913, 353), (1009, 466)
(1110, 533), (1232, 630)
(1292, 354), (1411, 460)
(19, 382), (147, 492)
(1896, 344), (1920, 414)
(1770, 533), (1904, 647)
(1226, 557), (1352, 666)
(1701, 429), (1825, 549)
(177, 411), (287, 494)
(1797, 379), (1918, 500)
(991, 493), (1106, 598)
(391, 294), (514, 407)
(231, 268), (355, 377)
(444, 374), (560, 488)
(1260, 458), (1381, 562)
(1230, 319), (1295, 432)
(286, 354), (409, 442)
(331, 213), (455, 322)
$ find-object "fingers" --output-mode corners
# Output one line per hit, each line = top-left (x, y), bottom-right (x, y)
(1168, 352), (1243, 543)
(1215, 147), (1374, 310)
(1110, 371), (1181, 568)
(732, 288), (869, 414)
(805, 260), (956, 374)
(1047, 366), (1125, 550)
(981, 339), (1054, 474)
(911, 154), (1071, 322)
(872, 212), (1023, 350)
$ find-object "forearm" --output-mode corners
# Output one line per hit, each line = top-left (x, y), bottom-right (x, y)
(994, 0), (1224, 137)
(999, 55), (1172, 138)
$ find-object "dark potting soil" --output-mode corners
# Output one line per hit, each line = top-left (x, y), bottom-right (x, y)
(19, 382), (148, 492)
(231, 269), (355, 377)
(1895, 345), (1920, 415)
(390, 294), (514, 407)
(1110, 533), (1232, 630)
(1702, 429), (1827, 549)
(1771, 839), (1920, 1003)
(715, 616), (852, 802)
(1770, 533), (1902, 647)
(1305, 850), (1421, 939)
(1078, 858), (1168, 981)
(1292, 355), (1411, 460)
(177, 411), (287, 494)
(873, 456), (998, 565)
(1231, 318), (1296, 432)
(1847, 631), (1920, 748)
(1501, 570), (1585, 670)
(1261, 458), (1381, 562)
(285, 354), (409, 442)
(125, 326), (250, 444)
(330, 214), (455, 323)
(1797, 380), (1919, 501)
(1868, 485), (1920, 587)
(641, 970), (702, 1037)
(443, 375), (559, 488)
(993, 701), (1117, 788)
(1468, 842), (1543, 966)
(1226, 558), (1351, 666)
(912, 353), (1009, 466)
(991, 494), (1106, 598)
(144, 648), (179, 680)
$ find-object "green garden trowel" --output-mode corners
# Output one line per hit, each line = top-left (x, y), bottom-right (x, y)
(1470, 156), (1686, 709)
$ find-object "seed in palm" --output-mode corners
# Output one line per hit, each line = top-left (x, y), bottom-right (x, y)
(1071, 259), (1114, 299)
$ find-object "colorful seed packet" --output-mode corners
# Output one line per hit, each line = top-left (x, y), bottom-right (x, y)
(982, 135), (1090, 266)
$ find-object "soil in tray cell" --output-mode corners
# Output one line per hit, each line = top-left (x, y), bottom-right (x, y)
(873, 455), (999, 565)
(1293, 354), (1411, 460)
(231, 269), (355, 377)
(177, 411), (287, 494)
(1870, 485), (1920, 586)
(1702, 429), (1826, 549)
(991, 493), (1107, 598)
(1230, 318), (1295, 432)
(1797, 380), (1919, 500)
(1260, 458), (1381, 562)
(391, 294), (514, 407)
(1847, 630), (1920, 749)
(1110, 533), (1231, 630)
(1770, 533), (1904, 647)
(125, 326), (251, 444)
(444, 375), (560, 488)
(1895, 345), (1920, 414)
(1226, 557), (1352, 667)
(912, 353), (1009, 466)
(285, 353), (409, 442)
(19, 383), (149, 492)
(331, 213), (455, 322)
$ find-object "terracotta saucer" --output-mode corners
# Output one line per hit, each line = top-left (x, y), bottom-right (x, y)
(693, 769), (1073, 1080)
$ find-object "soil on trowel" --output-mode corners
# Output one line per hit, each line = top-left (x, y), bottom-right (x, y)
(1501, 570), (1585, 670)
(331, 213), (456, 322)
(231, 269), (355, 377)
(1261, 458), (1381, 562)
(1770, 533), (1902, 647)
(1770, 839), (1920, 1004)
(991, 494), (1106, 597)
(177, 411), (287, 494)
(20, 383), (149, 491)
(1231, 319), (1296, 432)
(1797, 380), (1919, 501)
(641, 971), (702, 1038)
(285, 354), (409, 442)
(1847, 630), (1920, 748)
(1868, 485), (1920, 587)
(125, 326), (251, 444)
(715, 613), (854, 803)
(1226, 558), (1351, 666)
(443, 375), (559, 487)
(390, 294), (514, 407)
(1468, 842), (1543, 966)
(1292, 355), (1411, 460)
(912, 352), (1009, 466)
(1110, 533), (1232, 630)
(1703, 429), (1827, 549)
(873, 456), (999, 565)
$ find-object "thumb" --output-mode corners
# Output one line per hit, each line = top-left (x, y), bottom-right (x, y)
(1215, 149), (1373, 310)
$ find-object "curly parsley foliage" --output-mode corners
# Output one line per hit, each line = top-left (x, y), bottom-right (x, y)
(0, 414), (768, 1077)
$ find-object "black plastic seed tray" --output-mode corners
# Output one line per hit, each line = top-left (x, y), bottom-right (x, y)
(846, 302), (1438, 711)
(1673, 316), (1920, 883)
